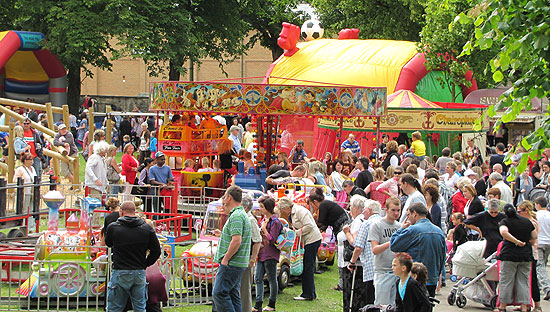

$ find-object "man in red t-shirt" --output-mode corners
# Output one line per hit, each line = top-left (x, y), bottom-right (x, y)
(22, 118), (43, 179)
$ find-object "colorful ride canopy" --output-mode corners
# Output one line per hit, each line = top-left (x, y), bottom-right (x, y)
(0, 31), (66, 105)
(149, 81), (387, 118)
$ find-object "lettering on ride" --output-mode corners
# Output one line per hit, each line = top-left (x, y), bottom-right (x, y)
(436, 114), (477, 127)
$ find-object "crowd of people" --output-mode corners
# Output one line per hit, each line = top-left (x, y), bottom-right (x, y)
(6, 104), (550, 312)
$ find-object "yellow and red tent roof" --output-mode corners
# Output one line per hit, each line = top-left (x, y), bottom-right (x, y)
(387, 90), (440, 109)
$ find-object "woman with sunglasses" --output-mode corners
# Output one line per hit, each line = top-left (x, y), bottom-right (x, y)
(13, 152), (36, 213)
(376, 166), (402, 198)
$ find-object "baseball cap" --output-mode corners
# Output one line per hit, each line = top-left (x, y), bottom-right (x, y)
(58, 124), (67, 130)
(155, 151), (165, 158)
(464, 169), (476, 176)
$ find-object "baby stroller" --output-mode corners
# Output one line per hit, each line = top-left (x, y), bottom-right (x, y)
(448, 240), (499, 309)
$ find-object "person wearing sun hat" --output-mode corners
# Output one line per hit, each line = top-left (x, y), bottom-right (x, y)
(53, 122), (78, 185)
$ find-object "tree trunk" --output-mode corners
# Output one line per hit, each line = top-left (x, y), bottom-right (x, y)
(271, 45), (283, 61)
(66, 64), (81, 116)
(169, 59), (182, 81)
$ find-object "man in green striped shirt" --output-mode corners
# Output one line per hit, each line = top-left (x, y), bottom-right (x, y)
(212, 185), (251, 312)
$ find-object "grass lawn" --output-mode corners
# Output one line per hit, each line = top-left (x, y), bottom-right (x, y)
(171, 264), (342, 312)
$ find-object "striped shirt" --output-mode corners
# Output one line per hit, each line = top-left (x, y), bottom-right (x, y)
(341, 139), (361, 155)
(214, 206), (251, 268)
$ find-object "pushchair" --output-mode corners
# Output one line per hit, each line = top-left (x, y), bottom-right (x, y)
(448, 240), (499, 309)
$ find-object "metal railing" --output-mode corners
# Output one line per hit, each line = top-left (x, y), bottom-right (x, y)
(0, 244), (215, 311)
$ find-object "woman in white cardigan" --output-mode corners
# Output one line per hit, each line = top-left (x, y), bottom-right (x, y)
(85, 141), (110, 199)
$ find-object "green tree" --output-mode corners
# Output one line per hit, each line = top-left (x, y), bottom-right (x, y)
(457, 0), (550, 176)
(116, 0), (250, 81)
(419, 0), (499, 103)
(17, 0), (122, 114)
(311, 0), (424, 41)
(240, 0), (305, 61)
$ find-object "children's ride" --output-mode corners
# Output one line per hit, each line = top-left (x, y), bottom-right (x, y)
(17, 192), (104, 298)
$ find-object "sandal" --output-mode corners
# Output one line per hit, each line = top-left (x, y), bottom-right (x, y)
(263, 307), (276, 312)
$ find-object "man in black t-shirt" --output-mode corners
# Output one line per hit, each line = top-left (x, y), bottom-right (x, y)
(464, 199), (505, 258)
(490, 143), (508, 175)
(354, 157), (374, 194)
(343, 180), (367, 198)
(265, 165), (306, 189)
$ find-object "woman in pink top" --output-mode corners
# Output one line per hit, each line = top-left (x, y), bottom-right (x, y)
(376, 166), (402, 198)
(365, 168), (389, 207)
(121, 143), (139, 200)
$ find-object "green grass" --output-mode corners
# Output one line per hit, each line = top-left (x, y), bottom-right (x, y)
(170, 264), (341, 312)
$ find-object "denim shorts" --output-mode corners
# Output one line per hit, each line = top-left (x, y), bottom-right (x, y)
(107, 269), (147, 312)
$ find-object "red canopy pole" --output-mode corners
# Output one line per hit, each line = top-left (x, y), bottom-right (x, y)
(376, 117), (381, 160)
(335, 116), (344, 159)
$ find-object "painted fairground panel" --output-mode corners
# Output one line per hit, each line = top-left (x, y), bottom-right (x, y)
(317, 109), (489, 133)
(150, 81), (387, 117)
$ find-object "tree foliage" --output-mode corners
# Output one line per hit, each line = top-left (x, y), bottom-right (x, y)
(457, 0), (550, 177)
(419, 0), (499, 103)
(240, 0), (304, 61)
(311, 0), (424, 41)
(116, 0), (250, 81)
(16, 0), (122, 114)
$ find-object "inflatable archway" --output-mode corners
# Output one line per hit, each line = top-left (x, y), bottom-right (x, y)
(0, 31), (66, 106)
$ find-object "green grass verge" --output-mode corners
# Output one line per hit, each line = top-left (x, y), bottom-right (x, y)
(170, 265), (341, 312)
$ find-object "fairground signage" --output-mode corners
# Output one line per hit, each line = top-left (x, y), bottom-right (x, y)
(149, 81), (387, 118)
(318, 109), (489, 133)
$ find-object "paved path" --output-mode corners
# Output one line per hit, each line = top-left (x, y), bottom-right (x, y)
(436, 283), (549, 311)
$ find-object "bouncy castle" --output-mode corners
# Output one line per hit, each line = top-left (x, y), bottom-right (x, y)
(0, 31), (66, 106)
(264, 24), (487, 159)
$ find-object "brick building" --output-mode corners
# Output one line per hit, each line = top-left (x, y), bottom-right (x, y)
(81, 41), (274, 97)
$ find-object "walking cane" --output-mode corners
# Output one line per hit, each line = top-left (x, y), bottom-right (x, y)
(349, 266), (357, 311)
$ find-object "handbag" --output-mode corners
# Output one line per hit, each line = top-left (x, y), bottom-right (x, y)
(275, 224), (296, 253)
(290, 228), (304, 275)
(106, 159), (120, 183)
(343, 240), (355, 262)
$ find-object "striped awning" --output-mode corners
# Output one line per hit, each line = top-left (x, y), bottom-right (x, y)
(387, 90), (441, 108)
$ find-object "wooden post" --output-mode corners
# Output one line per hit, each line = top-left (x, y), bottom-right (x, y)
(45, 103), (55, 130)
(0, 105), (55, 137)
(73, 157), (80, 191)
(7, 122), (14, 183)
(62, 105), (70, 129)
(88, 107), (95, 137)
(106, 106), (112, 144)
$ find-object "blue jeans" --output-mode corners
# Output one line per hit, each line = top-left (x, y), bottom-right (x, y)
(32, 157), (42, 181)
(255, 259), (278, 307)
(302, 239), (321, 299)
(212, 264), (247, 312)
(110, 185), (120, 198)
(107, 269), (147, 312)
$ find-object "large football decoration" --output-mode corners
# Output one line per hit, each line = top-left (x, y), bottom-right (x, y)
(301, 20), (324, 41)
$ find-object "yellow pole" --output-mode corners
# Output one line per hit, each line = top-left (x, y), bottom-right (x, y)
(0, 105), (55, 137)
(7, 122), (14, 183)
(106, 106), (112, 144)
(0, 97), (63, 113)
(45, 103), (55, 130)
(73, 157), (80, 191)
(62, 105), (70, 130)
(88, 107), (95, 137)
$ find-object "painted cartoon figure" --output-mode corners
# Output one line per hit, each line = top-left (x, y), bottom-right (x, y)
(272, 87), (298, 112)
